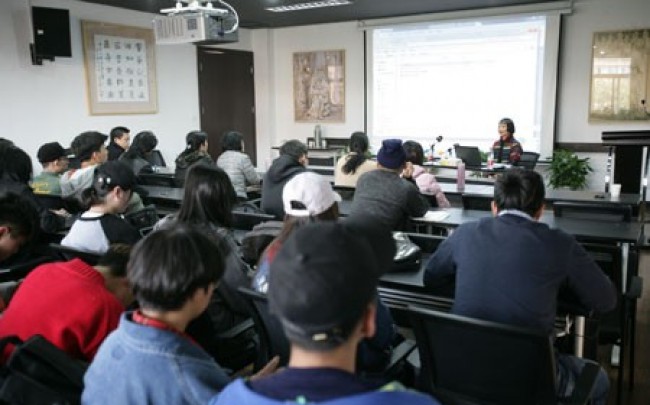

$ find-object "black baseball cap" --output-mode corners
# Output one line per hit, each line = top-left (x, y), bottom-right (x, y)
(268, 221), (395, 350)
(37, 142), (68, 163)
(93, 161), (136, 192)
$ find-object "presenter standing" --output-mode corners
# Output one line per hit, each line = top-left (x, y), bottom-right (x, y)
(491, 118), (523, 163)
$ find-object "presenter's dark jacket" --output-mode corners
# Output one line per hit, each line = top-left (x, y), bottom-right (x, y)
(423, 212), (617, 334)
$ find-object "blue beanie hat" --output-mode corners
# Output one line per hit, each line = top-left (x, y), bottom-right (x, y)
(377, 139), (406, 169)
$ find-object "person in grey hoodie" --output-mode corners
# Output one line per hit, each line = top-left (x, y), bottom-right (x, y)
(174, 130), (213, 186)
(261, 140), (308, 219)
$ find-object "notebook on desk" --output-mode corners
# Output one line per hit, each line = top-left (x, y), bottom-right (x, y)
(454, 146), (483, 167)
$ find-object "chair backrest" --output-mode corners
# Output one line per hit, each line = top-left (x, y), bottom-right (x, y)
(552, 201), (632, 222)
(146, 150), (167, 167)
(124, 205), (159, 236)
(237, 287), (290, 370)
(232, 211), (276, 231)
(48, 244), (101, 266)
(407, 306), (557, 405)
(461, 194), (492, 211)
(332, 185), (355, 201)
(137, 173), (180, 188)
(0, 257), (53, 283)
(517, 152), (540, 170)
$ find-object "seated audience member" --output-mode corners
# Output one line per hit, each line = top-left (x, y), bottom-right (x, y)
(403, 141), (450, 208)
(491, 117), (523, 163)
(119, 130), (157, 175)
(253, 172), (396, 373)
(423, 169), (616, 405)
(217, 131), (261, 200)
(175, 130), (213, 185)
(261, 140), (308, 219)
(334, 131), (376, 187)
(0, 244), (132, 362)
(212, 222), (440, 405)
(107, 126), (130, 161)
(62, 131), (144, 213)
(350, 139), (429, 230)
(0, 192), (39, 267)
(155, 164), (251, 336)
(62, 161), (140, 254)
(82, 226), (277, 404)
(31, 142), (69, 195)
(0, 144), (65, 234)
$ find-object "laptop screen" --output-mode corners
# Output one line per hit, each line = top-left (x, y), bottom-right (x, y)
(454, 146), (482, 167)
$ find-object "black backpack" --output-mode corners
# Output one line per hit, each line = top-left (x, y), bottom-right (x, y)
(0, 335), (88, 405)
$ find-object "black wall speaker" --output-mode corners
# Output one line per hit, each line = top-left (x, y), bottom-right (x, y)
(31, 6), (71, 64)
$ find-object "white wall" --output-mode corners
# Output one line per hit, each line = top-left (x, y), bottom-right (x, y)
(0, 0), (254, 170)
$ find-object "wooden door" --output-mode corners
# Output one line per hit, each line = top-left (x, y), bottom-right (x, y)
(197, 47), (257, 165)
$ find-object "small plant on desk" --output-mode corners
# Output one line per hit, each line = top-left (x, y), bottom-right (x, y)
(547, 149), (593, 190)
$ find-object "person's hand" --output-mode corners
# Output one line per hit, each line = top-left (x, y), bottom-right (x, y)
(250, 356), (280, 381)
(402, 162), (414, 179)
(51, 208), (71, 218)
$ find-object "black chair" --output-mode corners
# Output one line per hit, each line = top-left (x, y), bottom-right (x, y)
(332, 185), (355, 201)
(407, 306), (600, 405)
(137, 173), (180, 188)
(516, 151), (540, 170)
(461, 194), (492, 211)
(0, 256), (53, 283)
(146, 150), (167, 167)
(232, 211), (276, 231)
(237, 287), (290, 371)
(124, 205), (159, 236)
(48, 244), (101, 266)
(552, 201), (632, 222)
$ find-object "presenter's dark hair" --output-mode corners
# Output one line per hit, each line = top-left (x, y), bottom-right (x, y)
(499, 118), (516, 135)
(403, 140), (425, 166)
(279, 140), (308, 162)
(177, 164), (236, 228)
(0, 145), (32, 184)
(221, 131), (243, 152)
(127, 225), (226, 311)
(0, 192), (39, 241)
(122, 131), (157, 160)
(493, 169), (545, 217)
(110, 126), (130, 143)
(342, 132), (369, 175)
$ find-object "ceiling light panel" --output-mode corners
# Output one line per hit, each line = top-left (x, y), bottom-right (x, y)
(266, 0), (353, 13)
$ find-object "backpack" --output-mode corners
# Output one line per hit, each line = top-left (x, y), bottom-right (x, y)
(0, 335), (88, 405)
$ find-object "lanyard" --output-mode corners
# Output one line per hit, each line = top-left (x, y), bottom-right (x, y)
(131, 310), (197, 345)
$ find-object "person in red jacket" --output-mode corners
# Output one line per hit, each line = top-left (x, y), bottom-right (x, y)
(0, 244), (133, 362)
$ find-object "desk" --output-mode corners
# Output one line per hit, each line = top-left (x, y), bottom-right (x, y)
(141, 185), (183, 205)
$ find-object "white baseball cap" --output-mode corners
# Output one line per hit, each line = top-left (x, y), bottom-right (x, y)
(283, 172), (341, 217)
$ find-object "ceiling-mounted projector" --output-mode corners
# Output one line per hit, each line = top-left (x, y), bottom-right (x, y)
(153, 0), (239, 45)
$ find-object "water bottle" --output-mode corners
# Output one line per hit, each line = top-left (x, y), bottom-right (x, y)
(457, 161), (466, 191)
(314, 125), (322, 148)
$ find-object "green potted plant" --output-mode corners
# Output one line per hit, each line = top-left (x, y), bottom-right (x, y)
(547, 149), (593, 190)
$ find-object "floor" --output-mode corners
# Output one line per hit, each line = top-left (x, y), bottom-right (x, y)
(603, 250), (649, 404)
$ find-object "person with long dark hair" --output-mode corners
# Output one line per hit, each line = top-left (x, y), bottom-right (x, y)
(216, 131), (260, 200)
(174, 130), (213, 186)
(155, 164), (251, 338)
(119, 131), (157, 175)
(334, 131), (376, 187)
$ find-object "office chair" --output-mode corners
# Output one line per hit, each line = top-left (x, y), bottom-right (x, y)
(146, 149), (167, 167)
(332, 185), (356, 200)
(516, 151), (540, 170)
(48, 244), (101, 266)
(407, 306), (600, 405)
(552, 201), (632, 222)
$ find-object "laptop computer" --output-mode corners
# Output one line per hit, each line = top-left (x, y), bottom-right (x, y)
(454, 146), (483, 167)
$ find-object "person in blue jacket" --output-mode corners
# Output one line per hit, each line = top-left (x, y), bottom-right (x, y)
(211, 221), (440, 405)
(423, 169), (616, 405)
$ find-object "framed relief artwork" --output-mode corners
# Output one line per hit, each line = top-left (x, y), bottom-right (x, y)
(293, 50), (345, 122)
(589, 29), (650, 121)
(81, 21), (158, 115)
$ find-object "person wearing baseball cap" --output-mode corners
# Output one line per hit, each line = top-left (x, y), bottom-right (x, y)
(31, 142), (69, 195)
(213, 222), (440, 405)
(350, 138), (429, 230)
(61, 161), (141, 254)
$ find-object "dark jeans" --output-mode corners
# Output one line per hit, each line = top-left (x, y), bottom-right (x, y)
(556, 353), (609, 405)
